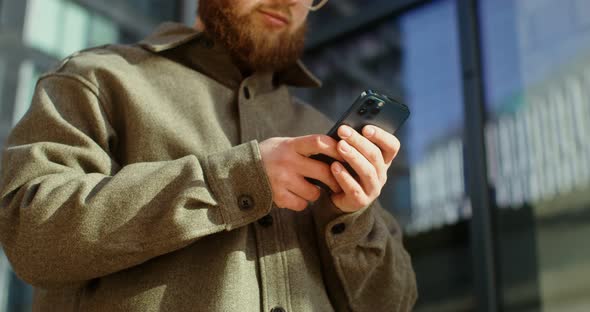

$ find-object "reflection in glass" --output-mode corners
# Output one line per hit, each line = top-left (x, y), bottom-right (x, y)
(481, 0), (590, 310)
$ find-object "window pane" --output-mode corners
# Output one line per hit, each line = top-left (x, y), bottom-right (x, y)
(480, 0), (590, 310)
(12, 60), (41, 126)
(121, 0), (178, 21)
(89, 14), (119, 47)
(400, 0), (468, 233)
(60, 2), (90, 58)
(23, 0), (63, 55)
(299, 0), (473, 310)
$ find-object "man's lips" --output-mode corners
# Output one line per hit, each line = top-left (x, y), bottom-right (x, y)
(258, 9), (290, 27)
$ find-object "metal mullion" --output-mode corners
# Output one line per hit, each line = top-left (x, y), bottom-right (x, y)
(456, 0), (500, 311)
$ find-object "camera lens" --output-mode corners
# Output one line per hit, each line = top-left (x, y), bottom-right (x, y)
(372, 102), (384, 114)
(357, 106), (368, 115)
(365, 99), (376, 107)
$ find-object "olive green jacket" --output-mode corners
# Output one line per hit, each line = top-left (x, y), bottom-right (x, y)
(0, 23), (417, 312)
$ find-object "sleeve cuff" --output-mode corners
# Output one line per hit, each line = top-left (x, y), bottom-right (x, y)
(204, 140), (273, 231)
(312, 192), (377, 250)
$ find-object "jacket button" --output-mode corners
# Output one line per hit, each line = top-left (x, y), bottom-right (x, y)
(238, 195), (255, 210)
(331, 223), (346, 235)
(243, 86), (251, 99)
(257, 214), (274, 227)
(271, 307), (286, 312)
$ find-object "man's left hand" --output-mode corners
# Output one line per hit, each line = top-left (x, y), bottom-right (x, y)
(330, 125), (401, 213)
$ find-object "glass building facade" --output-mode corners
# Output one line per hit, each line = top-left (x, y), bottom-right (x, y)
(1, 0), (589, 311)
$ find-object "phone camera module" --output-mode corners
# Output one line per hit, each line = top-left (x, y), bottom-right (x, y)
(370, 101), (384, 115)
(357, 106), (368, 115)
(365, 99), (376, 107)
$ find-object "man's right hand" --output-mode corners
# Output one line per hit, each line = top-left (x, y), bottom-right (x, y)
(259, 135), (344, 211)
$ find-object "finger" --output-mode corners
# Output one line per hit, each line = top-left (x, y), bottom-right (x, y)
(292, 135), (345, 162)
(287, 175), (322, 202)
(330, 162), (371, 212)
(337, 140), (381, 196)
(362, 125), (401, 165)
(296, 155), (342, 193)
(274, 189), (309, 212)
(338, 125), (387, 183)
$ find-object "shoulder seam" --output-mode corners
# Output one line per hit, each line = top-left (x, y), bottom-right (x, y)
(38, 73), (115, 130)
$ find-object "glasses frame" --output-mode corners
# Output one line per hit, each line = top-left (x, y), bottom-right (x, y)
(304, 0), (329, 11)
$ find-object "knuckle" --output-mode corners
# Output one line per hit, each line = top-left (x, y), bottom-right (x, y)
(277, 137), (289, 147)
(363, 170), (376, 182)
(284, 137), (297, 151)
(276, 170), (290, 184)
(314, 135), (325, 148)
(280, 152), (297, 167)
(367, 150), (381, 163)
(310, 135), (329, 150)
(352, 189), (365, 203)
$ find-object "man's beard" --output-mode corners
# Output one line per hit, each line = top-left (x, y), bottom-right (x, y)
(198, 0), (307, 72)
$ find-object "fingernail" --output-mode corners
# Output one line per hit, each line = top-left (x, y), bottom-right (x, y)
(339, 141), (350, 152)
(364, 126), (375, 137)
(333, 162), (342, 174)
(339, 126), (352, 138)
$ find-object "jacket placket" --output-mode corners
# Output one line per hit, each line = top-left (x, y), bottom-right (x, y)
(237, 75), (293, 312)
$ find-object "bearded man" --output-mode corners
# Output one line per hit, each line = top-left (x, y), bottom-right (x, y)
(0, 0), (417, 311)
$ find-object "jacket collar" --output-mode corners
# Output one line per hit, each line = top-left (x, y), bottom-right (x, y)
(138, 22), (322, 89)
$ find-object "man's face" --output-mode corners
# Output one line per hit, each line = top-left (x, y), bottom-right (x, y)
(232, 0), (312, 34)
(199, 0), (313, 72)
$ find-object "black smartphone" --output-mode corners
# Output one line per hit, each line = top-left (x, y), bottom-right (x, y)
(307, 89), (410, 190)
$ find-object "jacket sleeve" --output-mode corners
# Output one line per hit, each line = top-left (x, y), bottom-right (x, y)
(0, 74), (273, 287)
(311, 191), (418, 311)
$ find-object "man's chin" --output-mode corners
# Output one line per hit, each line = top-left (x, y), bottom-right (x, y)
(199, 1), (306, 72)
(250, 21), (291, 39)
